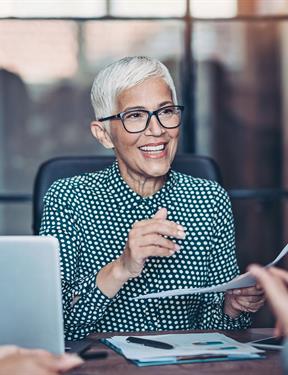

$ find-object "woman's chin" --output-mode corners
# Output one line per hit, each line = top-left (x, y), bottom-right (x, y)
(142, 160), (171, 178)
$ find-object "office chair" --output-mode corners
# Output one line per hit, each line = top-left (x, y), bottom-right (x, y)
(32, 154), (222, 234)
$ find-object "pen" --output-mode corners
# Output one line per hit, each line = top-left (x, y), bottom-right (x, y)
(192, 341), (224, 346)
(126, 336), (174, 350)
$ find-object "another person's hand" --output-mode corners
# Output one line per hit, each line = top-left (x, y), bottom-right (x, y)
(224, 283), (265, 318)
(118, 207), (185, 278)
(248, 265), (288, 336)
(0, 347), (83, 375)
(0, 345), (22, 359)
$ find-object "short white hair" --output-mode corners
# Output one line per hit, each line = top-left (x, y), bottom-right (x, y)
(90, 56), (178, 125)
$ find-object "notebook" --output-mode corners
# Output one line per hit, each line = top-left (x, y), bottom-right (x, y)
(0, 236), (65, 355)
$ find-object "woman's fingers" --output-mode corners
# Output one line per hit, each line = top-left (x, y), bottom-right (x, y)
(226, 295), (245, 314)
(129, 234), (180, 258)
(153, 207), (168, 220)
(122, 209), (186, 278)
(234, 296), (265, 312)
(140, 245), (179, 257)
(135, 234), (179, 251)
(133, 220), (185, 239)
(226, 293), (265, 314)
(227, 286), (264, 296)
(235, 294), (264, 303)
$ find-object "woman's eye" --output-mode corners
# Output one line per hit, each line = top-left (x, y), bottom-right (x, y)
(125, 111), (145, 120)
(160, 107), (174, 116)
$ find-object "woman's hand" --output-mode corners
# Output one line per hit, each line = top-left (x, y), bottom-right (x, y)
(118, 207), (185, 279)
(224, 285), (265, 318)
(248, 265), (288, 336)
(96, 207), (185, 298)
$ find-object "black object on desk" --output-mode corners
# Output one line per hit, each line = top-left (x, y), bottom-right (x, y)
(126, 336), (174, 350)
(80, 349), (108, 360)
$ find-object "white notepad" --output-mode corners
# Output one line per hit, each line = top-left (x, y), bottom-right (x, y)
(103, 332), (264, 366)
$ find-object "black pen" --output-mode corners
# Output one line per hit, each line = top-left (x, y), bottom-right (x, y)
(126, 336), (174, 350)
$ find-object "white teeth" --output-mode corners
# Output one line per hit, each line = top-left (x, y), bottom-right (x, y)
(139, 144), (165, 152)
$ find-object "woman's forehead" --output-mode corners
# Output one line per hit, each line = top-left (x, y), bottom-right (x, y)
(116, 78), (173, 111)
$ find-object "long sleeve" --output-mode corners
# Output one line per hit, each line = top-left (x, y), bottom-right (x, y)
(38, 164), (252, 339)
(195, 183), (251, 330)
(40, 180), (115, 340)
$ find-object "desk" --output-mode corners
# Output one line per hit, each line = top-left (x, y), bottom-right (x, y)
(68, 329), (282, 375)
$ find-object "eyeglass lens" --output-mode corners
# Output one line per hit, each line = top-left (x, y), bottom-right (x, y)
(122, 106), (182, 133)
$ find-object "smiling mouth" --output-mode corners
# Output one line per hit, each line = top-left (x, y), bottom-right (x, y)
(138, 143), (166, 153)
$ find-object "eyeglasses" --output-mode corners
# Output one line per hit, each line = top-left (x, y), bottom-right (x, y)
(98, 105), (184, 134)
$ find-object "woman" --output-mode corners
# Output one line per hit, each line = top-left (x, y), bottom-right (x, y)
(40, 56), (264, 340)
(249, 265), (288, 374)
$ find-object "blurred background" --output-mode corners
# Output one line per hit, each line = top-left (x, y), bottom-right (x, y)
(1, 0), (288, 327)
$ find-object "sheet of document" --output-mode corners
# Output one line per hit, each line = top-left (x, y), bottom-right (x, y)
(135, 243), (288, 300)
(106, 333), (263, 361)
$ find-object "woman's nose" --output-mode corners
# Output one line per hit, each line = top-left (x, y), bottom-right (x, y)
(145, 114), (165, 136)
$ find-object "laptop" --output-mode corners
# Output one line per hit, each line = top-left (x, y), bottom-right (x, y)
(0, 236), (65, 355)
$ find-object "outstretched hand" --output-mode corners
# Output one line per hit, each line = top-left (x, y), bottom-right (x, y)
(0, 346), (83, 375)
(248, 265), (288, 337)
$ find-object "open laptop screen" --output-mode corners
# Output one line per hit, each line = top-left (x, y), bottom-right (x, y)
(0, 236), (64, 355)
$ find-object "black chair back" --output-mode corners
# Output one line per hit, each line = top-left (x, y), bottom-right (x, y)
(33, 154), (222, 234)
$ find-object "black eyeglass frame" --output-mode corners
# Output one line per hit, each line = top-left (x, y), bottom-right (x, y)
(98, 105), (184, 134)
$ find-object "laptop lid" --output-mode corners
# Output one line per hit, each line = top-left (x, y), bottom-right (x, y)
(0, 236), (64, 355)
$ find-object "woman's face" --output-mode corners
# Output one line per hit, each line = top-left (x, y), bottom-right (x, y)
(103, 78), (180, 180)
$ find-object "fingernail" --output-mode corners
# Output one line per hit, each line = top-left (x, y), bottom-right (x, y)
(177, 224), (185, 231)
(169, 250), (175, 256)
(174, 244), (181, 251)
(233, 289), (241, 295)
(177, 230), (186, 239)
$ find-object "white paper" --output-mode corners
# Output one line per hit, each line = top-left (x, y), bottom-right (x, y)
(106, 333), (263, 361)
(135, 243), (288, 300)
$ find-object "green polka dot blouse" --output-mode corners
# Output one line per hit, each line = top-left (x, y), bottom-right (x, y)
(40, 162), (251, 340)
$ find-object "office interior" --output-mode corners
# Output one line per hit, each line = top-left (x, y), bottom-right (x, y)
(1, 0), (288, 328)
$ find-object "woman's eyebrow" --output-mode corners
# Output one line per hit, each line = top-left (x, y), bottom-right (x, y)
(122, 105), (146, 112)
(123, 101), (174, 112)
(158, 101), (174, 107)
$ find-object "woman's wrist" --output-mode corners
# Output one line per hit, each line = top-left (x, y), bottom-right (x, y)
(96, 258), (130, 298)
(112, 257), (132, 283)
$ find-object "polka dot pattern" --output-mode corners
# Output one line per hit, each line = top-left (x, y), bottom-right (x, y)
(40, 162), (251, 340)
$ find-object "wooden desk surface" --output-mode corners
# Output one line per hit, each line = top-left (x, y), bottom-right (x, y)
(68, 329), (282, 375)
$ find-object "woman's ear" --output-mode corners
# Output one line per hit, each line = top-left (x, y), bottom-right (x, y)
(90, 121), (114, 149)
